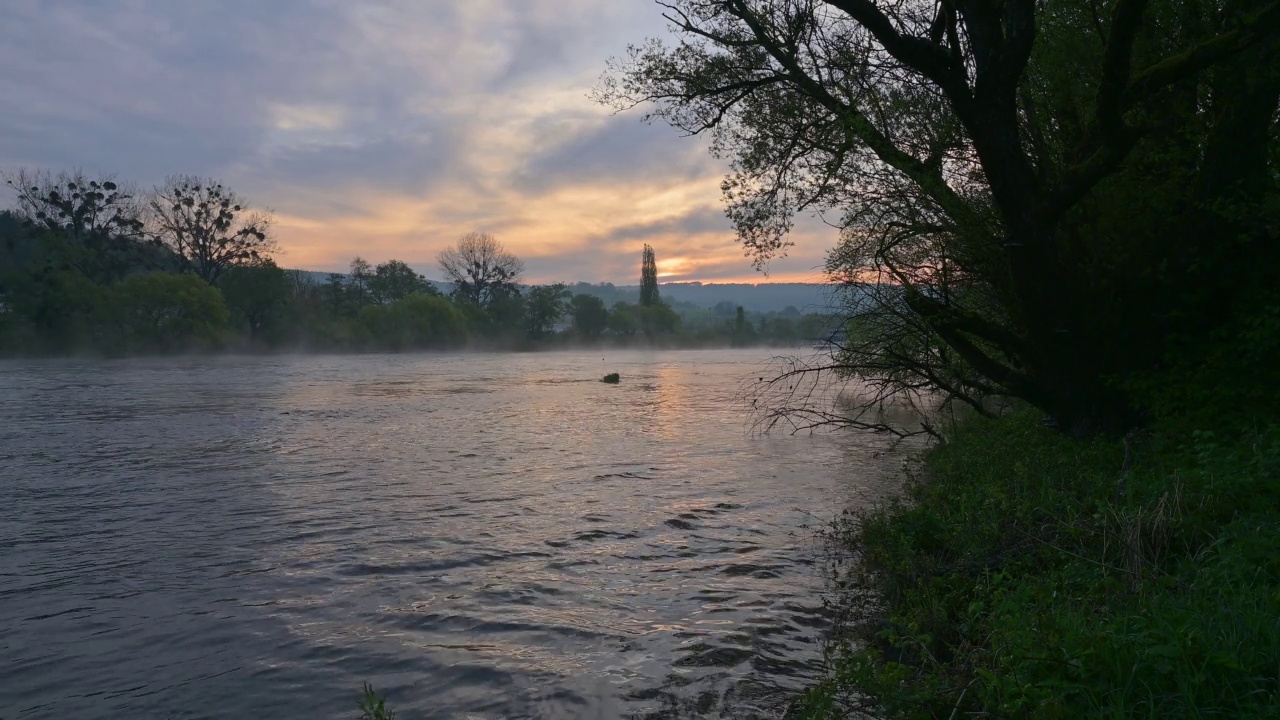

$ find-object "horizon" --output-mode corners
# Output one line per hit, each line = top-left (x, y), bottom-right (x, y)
(0, 1), (837, 286)
(290, 266), (832, 288)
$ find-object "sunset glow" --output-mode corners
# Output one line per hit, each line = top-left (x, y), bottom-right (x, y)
(0, 0), (837, 285)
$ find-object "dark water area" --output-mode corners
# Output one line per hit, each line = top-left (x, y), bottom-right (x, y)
(0, 349), (904, 719)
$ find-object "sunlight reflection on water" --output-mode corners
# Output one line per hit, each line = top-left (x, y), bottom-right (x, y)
(0, 348), (908, 719)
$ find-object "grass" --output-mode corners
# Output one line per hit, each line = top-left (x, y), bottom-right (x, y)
(795, 411), (1280, 719)
(358, 683), (396, 720)
(602, 372), (621, 383)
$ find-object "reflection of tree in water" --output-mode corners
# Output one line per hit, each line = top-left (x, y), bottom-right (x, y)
(744, 345), (994, 442)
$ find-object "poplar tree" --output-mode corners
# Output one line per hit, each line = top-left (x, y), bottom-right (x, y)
(639, 244), (660, 307)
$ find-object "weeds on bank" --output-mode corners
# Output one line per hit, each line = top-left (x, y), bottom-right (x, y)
(796, 412), (1280, 719)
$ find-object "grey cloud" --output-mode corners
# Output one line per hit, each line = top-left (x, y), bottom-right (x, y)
(0, 1), (836, 282)
(512, 113), (718, 193)
(600, 206), (734, 243)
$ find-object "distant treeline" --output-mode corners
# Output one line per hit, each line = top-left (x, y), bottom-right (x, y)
(0, 170), (837, 356)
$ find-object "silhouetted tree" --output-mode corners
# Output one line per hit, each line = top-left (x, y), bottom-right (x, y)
(437, 232), (524, 310)
(570, 293), (610, 338)
(525, 283), (571, 339)
(347, 257), (374, 306)
(220, 260), (290, 342)
(148, 176), (275, 285)
(3, 169), (159, 283)
(602, 0), (1280, 435)
(639, 244), (660, 307)
(369, 260), (437, 304)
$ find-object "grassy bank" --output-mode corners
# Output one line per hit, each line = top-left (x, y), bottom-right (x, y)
(796, 411), (1280, 719)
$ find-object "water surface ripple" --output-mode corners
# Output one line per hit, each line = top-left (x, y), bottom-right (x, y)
(0, 349), (901, 719)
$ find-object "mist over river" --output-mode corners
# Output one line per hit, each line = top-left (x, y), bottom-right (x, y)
(0, 349), (906, 719)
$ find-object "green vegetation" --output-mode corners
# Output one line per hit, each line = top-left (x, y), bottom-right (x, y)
(796, 307), (1280, 715)
(797, 408), (1280, 719)
(0, 178), (836, 356)
(639, 243), (660, 308)
(602, 372), (620, 384)
(357, 683), (396, 720)
(603, 0), (1280, 436)
(795, 306), (1280, 717)
(606, 6), (1280, 712)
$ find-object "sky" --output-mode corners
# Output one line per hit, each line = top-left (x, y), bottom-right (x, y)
(0, 0), (837, 284)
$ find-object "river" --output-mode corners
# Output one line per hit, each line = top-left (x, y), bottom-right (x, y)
(0, 348), (904, 719)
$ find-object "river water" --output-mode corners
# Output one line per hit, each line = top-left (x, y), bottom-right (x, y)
(0, 349), (903, 719)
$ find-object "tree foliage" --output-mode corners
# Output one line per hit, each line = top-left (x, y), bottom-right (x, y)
(608, 301), (641, 336)
(525, 283), (571, 339)
(148, 175), (276, 285)
(219, 260), (290, 341)
(3, 169), (162, 284)
(2, 166), (838, 354)
(107, 272), (229, 352)
(437, 232), (525, 310)
(571, 293), (611, 338)
(639, 243), (661, 307)
(600, 0), (1280, 435)
(358, 293), (468, 350)
(640, 302), (682, 335)
(369, 260), (438, 304)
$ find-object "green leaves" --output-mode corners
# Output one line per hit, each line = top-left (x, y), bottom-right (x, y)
(803, 412), (1280, 719)
(357, 682), (396, 720)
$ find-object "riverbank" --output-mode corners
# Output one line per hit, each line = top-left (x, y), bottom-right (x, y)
(0, 324), (821, 359)
(795, 411), (1280, 718)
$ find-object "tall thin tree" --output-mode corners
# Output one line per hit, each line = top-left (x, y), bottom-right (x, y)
(639, 244), (660, 307)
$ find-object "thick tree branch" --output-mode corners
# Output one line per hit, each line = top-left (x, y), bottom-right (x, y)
(1042, 1), (1279, 226)
(904, 287), (1038, 402)
(820, 0), (971, 104)
(1124, 1), (1280, 104)
(723, 0), (990, 237)
(1096, 0), (1150, 133)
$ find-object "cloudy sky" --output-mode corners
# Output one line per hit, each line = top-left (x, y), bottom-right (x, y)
(0, 0), (837, 284)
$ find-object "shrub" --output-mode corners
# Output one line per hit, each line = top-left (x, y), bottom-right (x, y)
(358, 293), (468, 350)
(107, 272), (229, 352)
(797, 412), (1280, 719)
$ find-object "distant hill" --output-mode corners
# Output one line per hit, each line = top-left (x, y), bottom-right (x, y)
(292, 270), (839, 314)
(565, 281), (839, 314)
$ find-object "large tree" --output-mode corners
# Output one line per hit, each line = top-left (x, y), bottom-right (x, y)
(437, 232), (525, 309)
(601, 0), (1280, 435)
(369, 260), (438, 304)
(219, 259), (290, 342)
(3, 169), (160, 284)
(571, 293), (611, 338)
(148, 176), (276, 285)
(525, 283), (572, 339)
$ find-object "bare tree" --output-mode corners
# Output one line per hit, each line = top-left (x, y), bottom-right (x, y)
(148, 175), (276, 284)
(2, 168), (155, 283)
(4, 168), (145, 242)
(437, 232), (525, 308)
